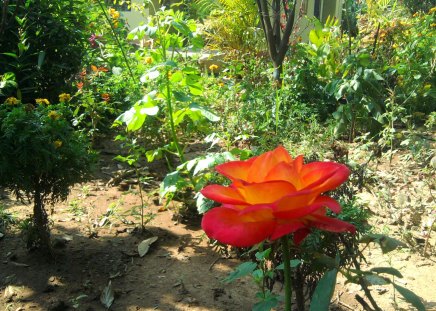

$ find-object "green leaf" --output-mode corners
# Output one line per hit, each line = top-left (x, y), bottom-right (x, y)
(392, 283), (426, 311)
(145, 148), (163, 162)
(189, 85), (203, 96)
(189, 103), (220, 122)
(364, 274), (388, 285)
(160, 171), (187, 198)
(276, 259), (301, 270)
(141, 69), (160, 82)
(116, 107), (145, 132)
(370, 267), (403, 278)
(359, 234), (407, 254)
(195, 192), (214, 214)
(173, 91), (191, 102)
(1, 52), (18, 59)
(37, 51), (45, 69)
(309, 269), (338, 311)
(252, 296), (280, 311)
(170, 70), (183, 83)
(224, 262), (257, 283)
(255, 248), (272, 261)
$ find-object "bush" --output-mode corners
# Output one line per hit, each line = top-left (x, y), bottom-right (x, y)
(0, 0), (90, 103)
(0, 97), (95, 252)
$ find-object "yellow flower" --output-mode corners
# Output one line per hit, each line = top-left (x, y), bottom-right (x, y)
(113, 21), (119, 29)
(392, 43), (398, 49)
(59, 93), (71, 102)
(109, 8), (120, 19)
(145, 56), (153, 64)
(54, 140), (62, 149)
(48, 111), (60, 120)
(429, 7), (436, 14)
(5, 97), (19, 105)
(209, 64), (219, 72)
(423, 83), (432, 91)
(36, 98), (50, 105)
(431, 23), (436, 27)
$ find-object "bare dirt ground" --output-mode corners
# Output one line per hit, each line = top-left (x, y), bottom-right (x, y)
(0, 144), (435, 311)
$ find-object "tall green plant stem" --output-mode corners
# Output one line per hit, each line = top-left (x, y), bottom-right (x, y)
(281, 235), (292, 311)
(156, 19), (186, 164)
(165, 70), (185, 163)
(97, 0), (137, 84)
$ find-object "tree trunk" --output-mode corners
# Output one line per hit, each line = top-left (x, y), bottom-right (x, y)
(33, 189), (51, 254)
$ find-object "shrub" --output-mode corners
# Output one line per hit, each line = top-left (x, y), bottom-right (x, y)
(0, 97), (95, 253)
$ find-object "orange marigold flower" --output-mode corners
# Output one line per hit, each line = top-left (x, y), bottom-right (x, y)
(59, 93), (71, 102)
(5, 97), (19, 105)
(36, 98), (50, 105)
(91, 65), (98, 72)
(77, 82), (84, 90)
(101, 93), (110, 102)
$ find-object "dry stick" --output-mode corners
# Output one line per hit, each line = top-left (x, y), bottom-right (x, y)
(355, 294), (375, 311)
(423, 217), (434, 256)
(340, 236), (382, 311)
(372, 23), (381, 56)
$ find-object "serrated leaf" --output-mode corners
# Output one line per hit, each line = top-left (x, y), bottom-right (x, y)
(392, 283), (426, 311)
(370, 267), (403, 278)
(100, 281), (114, 309)
(224, 262), (257, 283)
(138, 236), (158, 257)
(195, 192), (214, 214)
(310, 269), (338, 311)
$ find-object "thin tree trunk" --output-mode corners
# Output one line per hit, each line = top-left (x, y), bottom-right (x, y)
(33, 186), (51, 253)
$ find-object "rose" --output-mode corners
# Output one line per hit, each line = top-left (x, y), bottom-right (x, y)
(201, 146), (355, 247)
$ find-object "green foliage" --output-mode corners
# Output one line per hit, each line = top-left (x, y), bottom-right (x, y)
(0, 203), (16, 233)
(0, 101), (95, 203)
(0, 98), (95, 250)
(309, 268), (338, 311)
(200, 0), (263, 51)
(0, 0), (91, 103)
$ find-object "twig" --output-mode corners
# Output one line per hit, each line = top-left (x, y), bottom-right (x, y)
(338, 300), (355, 310)
(355, 294), (375, 311)
(209, 256), (222, 271)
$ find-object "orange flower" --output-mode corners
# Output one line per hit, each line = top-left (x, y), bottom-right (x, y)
(101, 93), (110, 102)
(77, 82), (84, 90)
(201, 146), (355, 247)
(91, 65), (98, 72)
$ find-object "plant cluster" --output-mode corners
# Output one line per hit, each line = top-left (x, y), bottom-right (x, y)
(0, 97), (95, 251)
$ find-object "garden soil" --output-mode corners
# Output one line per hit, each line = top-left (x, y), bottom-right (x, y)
(0, 147), (435, 311)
